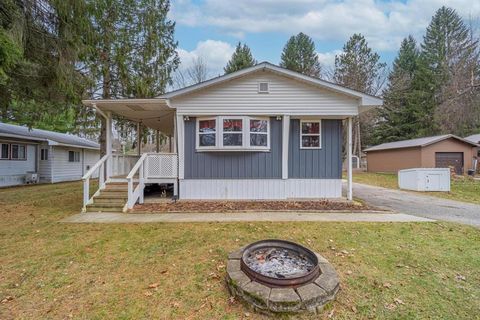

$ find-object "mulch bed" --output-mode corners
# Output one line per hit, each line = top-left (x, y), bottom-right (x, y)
(132, 199), (376, 213)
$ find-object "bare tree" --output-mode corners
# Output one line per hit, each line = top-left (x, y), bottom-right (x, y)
(173, 56), (209, 89)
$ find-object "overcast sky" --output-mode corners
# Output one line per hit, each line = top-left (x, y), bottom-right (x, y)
(170, 0), (480, 76)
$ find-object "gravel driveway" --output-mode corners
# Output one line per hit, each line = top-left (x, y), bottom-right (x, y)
(350, 182), (480, 227)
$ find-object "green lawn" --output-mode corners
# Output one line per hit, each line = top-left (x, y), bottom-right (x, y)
(1, 182), (480, 319)
(352, 171), (480, 204)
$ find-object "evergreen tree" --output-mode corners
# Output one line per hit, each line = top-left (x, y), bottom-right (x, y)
(373, 36), (420, 143)
(416, 6), (480, 136)
(87, 0), (179, 154)
(224, 42), (256, 74)
(280, 33), (321, 77)
(333, 33), (387, 154)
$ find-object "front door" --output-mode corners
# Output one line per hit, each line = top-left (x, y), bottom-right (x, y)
(435, 152), (463, 175)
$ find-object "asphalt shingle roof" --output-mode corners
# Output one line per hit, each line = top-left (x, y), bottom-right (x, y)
(364, 134), (478, 152)
(0, 122), (99, 149)
(465, 133), (480, 143)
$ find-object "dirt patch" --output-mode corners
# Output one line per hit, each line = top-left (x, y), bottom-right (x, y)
(132, 199), (374, 213)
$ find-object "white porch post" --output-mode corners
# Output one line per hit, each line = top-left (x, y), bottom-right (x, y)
(176, 114), (184, 180)
(282, 115), (290, 180)
(347, 117), (353, 201)
(136, 122), (142, 156)
(106, 111), (113, 180)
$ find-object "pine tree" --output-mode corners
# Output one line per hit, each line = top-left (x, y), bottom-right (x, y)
(416, 6), (480, 136)
(333, 33), (386, 154)
(224, 42), (256, 74)
(280, 33), (321, 77)
(373, 36), (420, 143)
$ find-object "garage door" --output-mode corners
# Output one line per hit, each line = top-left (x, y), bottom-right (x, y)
(435, 152), (463, 174)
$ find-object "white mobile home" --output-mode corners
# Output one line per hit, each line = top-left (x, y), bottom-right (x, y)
(0, 122), (100, 187)
(81, 62), (383, 212)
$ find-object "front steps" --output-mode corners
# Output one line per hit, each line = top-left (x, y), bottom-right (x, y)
(85, 182), (132, 212)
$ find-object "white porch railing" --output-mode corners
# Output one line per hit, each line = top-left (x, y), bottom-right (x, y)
(125, 153), (178, 211)
(112, 154), (140, 177)
(82, 154), (108, 211)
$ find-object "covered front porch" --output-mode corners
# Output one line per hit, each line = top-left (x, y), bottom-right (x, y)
(81, 99), (178, 212)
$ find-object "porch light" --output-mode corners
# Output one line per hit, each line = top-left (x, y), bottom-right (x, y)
(184, 116), (190, 121)
(276, 116), (282, 120)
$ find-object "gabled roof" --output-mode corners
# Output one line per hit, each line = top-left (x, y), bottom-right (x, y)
(465, 133), (480, 143)
(0, 122), (99, 150)
(364, 134), (479, 152)
(160, 62), (383, 107)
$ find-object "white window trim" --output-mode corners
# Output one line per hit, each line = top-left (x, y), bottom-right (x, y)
(0, 143), (9, 159)
(68, 150), (80, 162)
(196, 116), (270, 151)
(11, 143), (27, 160)
(300, 119), (322, 149)
(196, 117), (217, 150)
(41, 148), (49, 161)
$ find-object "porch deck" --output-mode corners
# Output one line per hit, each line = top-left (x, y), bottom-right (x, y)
(82, 153), (178, 213)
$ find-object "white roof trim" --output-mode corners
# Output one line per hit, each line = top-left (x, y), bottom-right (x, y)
(160, 62), (383, 107)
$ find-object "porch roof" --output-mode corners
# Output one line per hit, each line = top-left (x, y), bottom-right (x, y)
(82, 99), (174, 135)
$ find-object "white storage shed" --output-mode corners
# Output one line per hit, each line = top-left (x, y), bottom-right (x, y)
(398, 168), (450, 192)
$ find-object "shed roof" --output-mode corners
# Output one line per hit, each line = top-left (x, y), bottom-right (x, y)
(0, 122), (99, 150)
(465, 133), (480, 143)
(364, 134), (479, 152)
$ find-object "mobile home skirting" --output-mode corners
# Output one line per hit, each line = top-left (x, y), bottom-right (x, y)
(179, 179), (342, 200)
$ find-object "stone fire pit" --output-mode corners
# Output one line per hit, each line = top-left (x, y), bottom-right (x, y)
(226, 239), (340, 314)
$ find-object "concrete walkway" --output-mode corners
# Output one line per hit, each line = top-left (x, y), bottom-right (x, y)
(62, 211), (433, 224)
(351, 182), (480, 227)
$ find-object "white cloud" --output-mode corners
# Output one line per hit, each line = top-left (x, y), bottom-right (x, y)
(171, 0), (480, 52)
(317, 50), (342, 69)
(177, 39), (235, 76)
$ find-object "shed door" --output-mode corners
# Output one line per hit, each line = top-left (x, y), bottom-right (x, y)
(435, 152), (463, 174)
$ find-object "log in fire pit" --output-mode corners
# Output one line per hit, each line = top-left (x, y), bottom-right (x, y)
(226, 239), (339, 314)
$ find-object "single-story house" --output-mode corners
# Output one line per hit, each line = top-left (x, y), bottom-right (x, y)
(0, 122), (100, 187)
(81, 62), (383, 212)
(364, 134), (479, 175)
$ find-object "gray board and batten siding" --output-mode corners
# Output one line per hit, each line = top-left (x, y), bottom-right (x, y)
(184, 117), (342, 180)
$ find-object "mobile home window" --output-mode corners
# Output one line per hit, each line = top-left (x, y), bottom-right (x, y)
(68, 151), (80, 162)
(300, 120), (321, 149)
(196, 116), (270, 150)
(1, 143), (9, 159)
(41, 148), (49, 161)
(222, 118), (243, 147)
(198, 118), (216, 147)
(11, 144), (26, 160)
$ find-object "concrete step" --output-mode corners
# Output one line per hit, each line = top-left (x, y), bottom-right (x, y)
(86, 204), (124, 212)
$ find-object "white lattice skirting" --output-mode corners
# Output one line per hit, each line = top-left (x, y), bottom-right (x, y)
(179, 179), (342, 200)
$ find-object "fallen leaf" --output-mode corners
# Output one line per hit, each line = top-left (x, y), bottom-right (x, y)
(351, 305), (357, 313)
(327, 309), (335, 318)
(148, 283), (160, 289)
(144, 291), (153, 297)
(394, 298), (405, 305)
(346, 270), (353, 275)
(384, 303), (396, 310)
(455, 274), (466, 281)
(1, 296), (14, 303)
(228, 296), (235, 305)
(244, 312), (251, 317)
(383, 282), (392, 288)
(171, 301), (180, 308)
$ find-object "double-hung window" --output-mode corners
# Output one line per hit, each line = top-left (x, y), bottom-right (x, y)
(222, 118), (243, 147)
(198, 118), (216, 148)
(11, 144), (26, 160)
(1, 143), (9, 159)
(68, 151), (80, 162)
(196, 116), (270, 151)
(300, 120), (321, 149)
(41, 148), (49, 161)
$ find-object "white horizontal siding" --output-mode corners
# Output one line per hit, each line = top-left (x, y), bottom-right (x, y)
(38, 144), (52, 182)
(180, 179), (342, 200)
(51, 147), (83, 183)
(0, 144), (37, 187)
(171, 71), (359, 116)
(83, 149), (100, 178)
